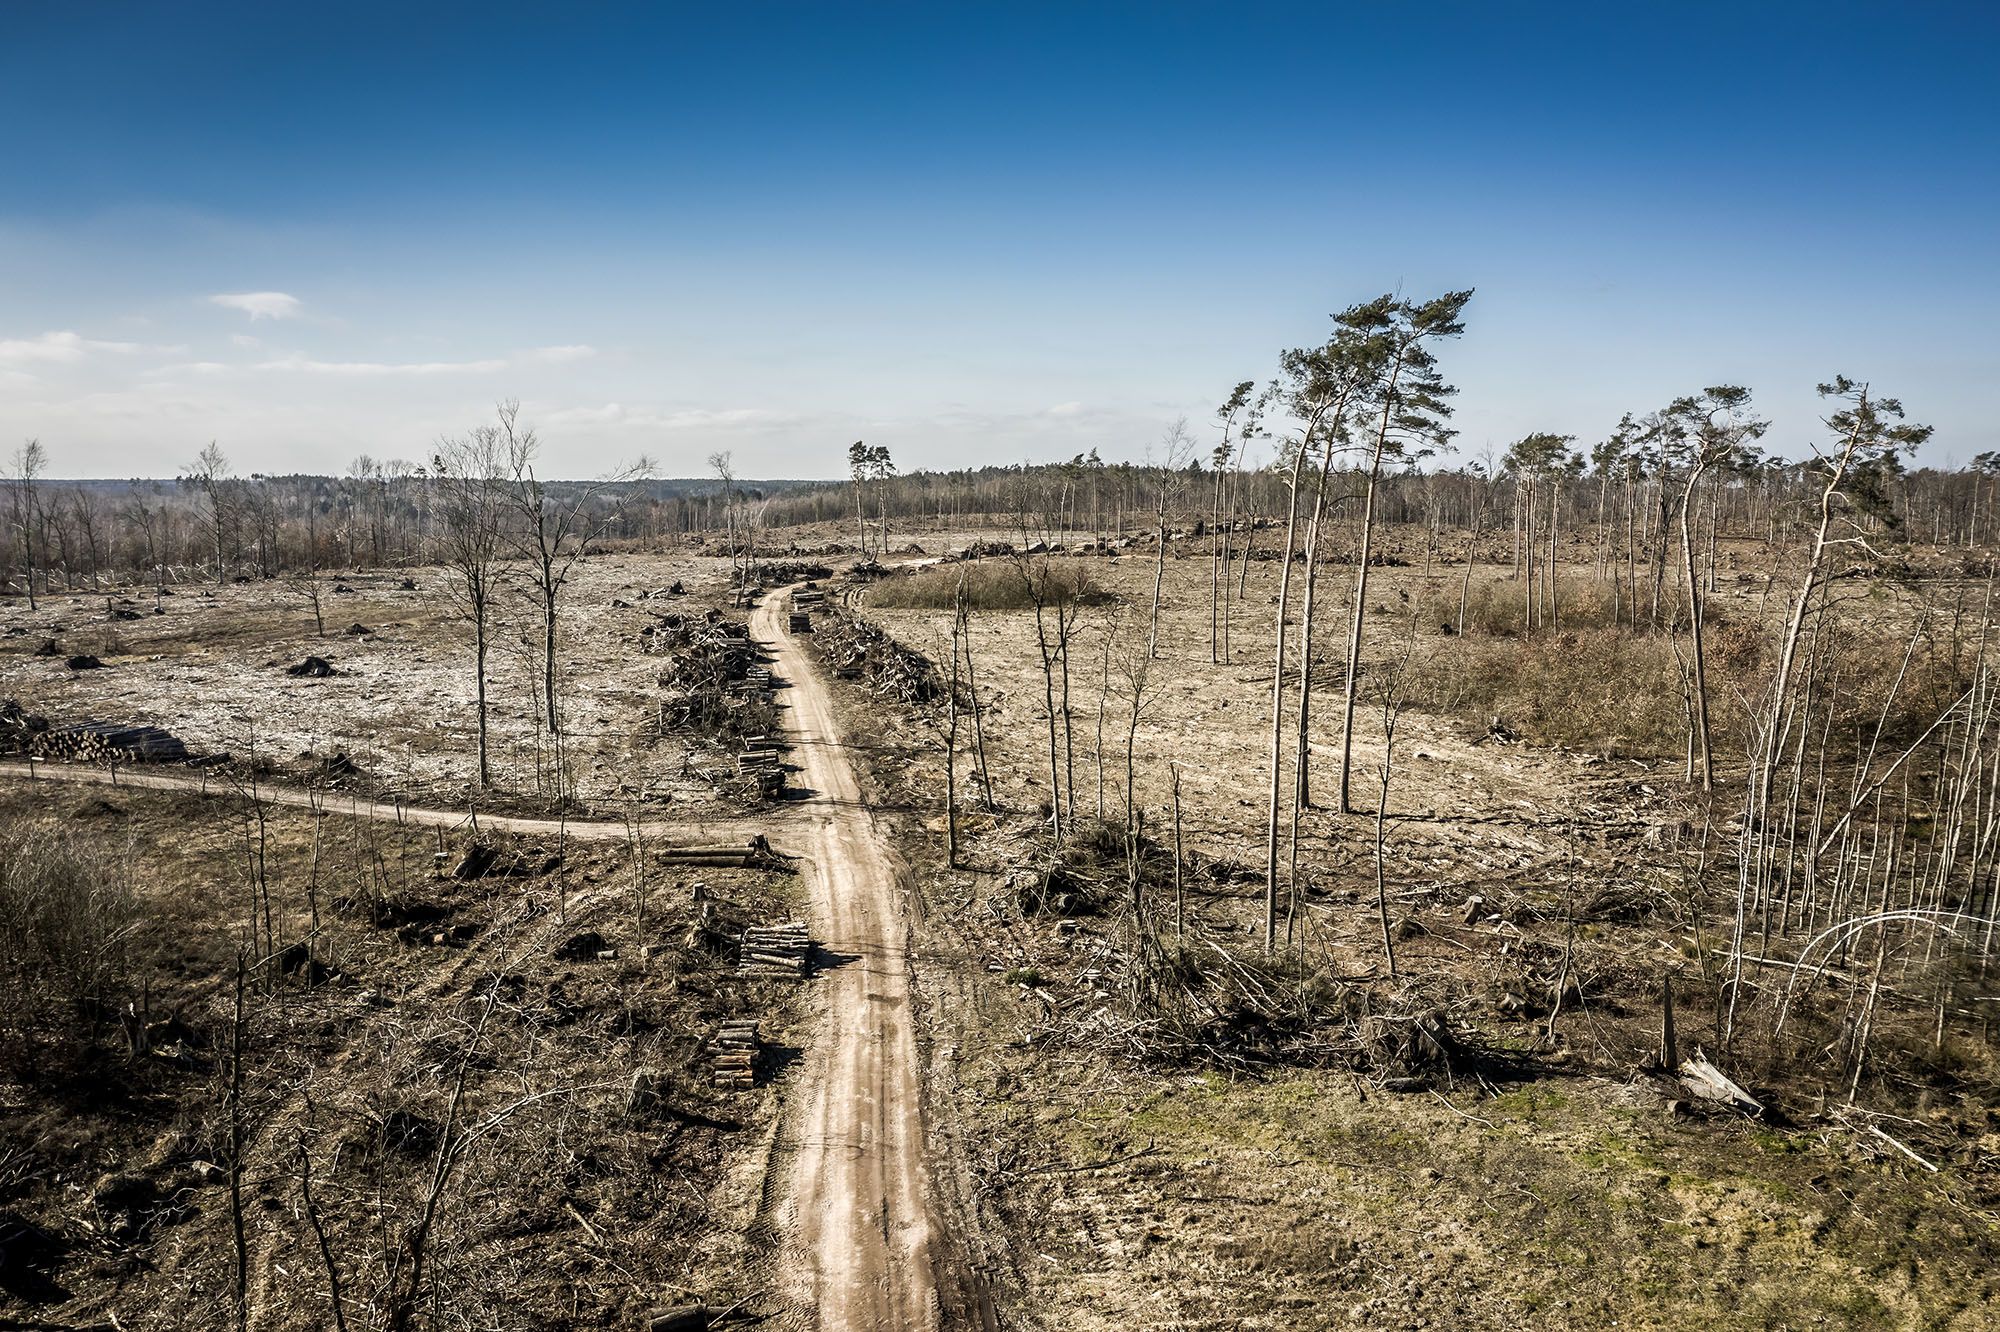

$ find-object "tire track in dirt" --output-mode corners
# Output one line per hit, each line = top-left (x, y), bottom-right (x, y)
(0, 758), (769, 846)
(746, 590), (941, 1331)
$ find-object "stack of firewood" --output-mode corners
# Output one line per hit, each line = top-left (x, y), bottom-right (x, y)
(711, 1020), (760, 1089)
(738, 921), (810, 979)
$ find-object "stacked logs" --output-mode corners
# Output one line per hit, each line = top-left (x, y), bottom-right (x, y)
(711, 1019), (761, 1090)
(654, 837), (776, 870)
(27, 721), (189, 764)
(3, 701), (190, 764)
(736, 735), (785, 797)
(738, 921), (810, 978)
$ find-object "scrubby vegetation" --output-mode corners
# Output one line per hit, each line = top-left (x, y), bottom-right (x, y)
(0, 817), (140, 1071)
(865, 559), (1109, 611)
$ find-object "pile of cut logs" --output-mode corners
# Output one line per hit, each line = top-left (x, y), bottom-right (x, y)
(736, 735), (785, 796)
(655, 837), (776, 870)
(738, 921), (811, 979)
(711, 1019), (760, 1090)
(2, 702), (190, 764)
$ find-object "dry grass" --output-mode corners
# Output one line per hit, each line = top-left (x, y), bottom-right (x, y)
(0, 783), (804, 1327)
(0, 816), (139, 1070)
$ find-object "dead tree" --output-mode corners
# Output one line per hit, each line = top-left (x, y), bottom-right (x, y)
(433, 424), (506, 788)
(498, 401), (650, 799)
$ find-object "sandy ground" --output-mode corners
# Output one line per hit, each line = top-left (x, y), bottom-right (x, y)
(0, 552), (744, 812)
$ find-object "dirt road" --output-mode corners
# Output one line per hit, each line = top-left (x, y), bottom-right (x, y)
(1, 593), (945, 1331)
(748, 591), (940, 1331)
(0, 757), (768, 845)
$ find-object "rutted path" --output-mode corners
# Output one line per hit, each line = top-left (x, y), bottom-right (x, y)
(745, 591), (940, 1331)
(0, 586), (944, 1331)
(0, 758), (770, 845)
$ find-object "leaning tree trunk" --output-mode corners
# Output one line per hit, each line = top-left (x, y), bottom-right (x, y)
(1677, 468), (1715, 791)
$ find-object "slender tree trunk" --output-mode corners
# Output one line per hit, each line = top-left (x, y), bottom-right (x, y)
(1337, 370), (1407, 814)
(1266, 432), (1317, 953)
(1678, 469), (1715, 790)
(474, 602), (491, 787)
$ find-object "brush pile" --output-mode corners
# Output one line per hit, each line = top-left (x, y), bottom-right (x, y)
(752, 560), (833, 584)
(644, 615), (785, 791)
(810, 608), (945, 705)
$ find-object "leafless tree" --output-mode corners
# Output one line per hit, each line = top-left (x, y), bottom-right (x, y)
(496, 401), (651, 799)
(433, 423), (507, 788)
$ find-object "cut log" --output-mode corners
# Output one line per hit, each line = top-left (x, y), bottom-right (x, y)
(1679, 1052), (1762, 1116)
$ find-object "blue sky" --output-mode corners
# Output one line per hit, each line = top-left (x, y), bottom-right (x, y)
(2, 2), (1995, 478)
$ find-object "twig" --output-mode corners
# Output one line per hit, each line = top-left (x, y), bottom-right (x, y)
(1430, 1089), (1494, 1128)
(1009, 1143), (1160, 1178)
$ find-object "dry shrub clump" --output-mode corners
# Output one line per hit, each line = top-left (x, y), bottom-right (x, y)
(866, 559), (1110, 611)
(1428, 577), (1623, 638)
(1398, 628), (1704, 755)
(0, 818), (141, 1069)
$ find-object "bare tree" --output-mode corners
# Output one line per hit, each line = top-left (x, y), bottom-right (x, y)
(5, 440), (45, 609)
(433, 423), (507, 788)
(710, 451), (742, 596)
(184, 441), (235, 585)
(1147, 419), (1196, 659)
(497, 402), (651, 799)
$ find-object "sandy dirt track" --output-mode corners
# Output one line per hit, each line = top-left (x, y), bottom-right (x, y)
(748, 591), (940, 1331)
(0, 757), (768, 844)
(1, 587), (942, 1331)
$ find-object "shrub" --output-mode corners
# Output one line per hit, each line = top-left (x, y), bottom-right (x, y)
(1424, 577), (1621, 638)
(0, 819), (140, 1068)
(866, 560), (1111, 611)
(1395, 628), (1702, 756)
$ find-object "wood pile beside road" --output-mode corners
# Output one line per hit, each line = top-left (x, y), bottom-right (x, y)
(738, 921), (811, 979)
(710, 1019), (761, 1090)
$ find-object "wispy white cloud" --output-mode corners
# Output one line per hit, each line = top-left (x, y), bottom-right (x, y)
(539, 403), (803, 432)
(0, 329), (152, 364)
(210, 291), (303, 321)
(254, 353), (509, 377)
(522, 344), (597, 364)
